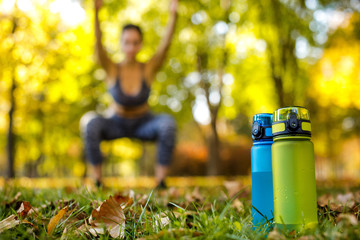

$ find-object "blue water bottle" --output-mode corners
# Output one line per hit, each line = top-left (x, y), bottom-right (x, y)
(251, 113), (274, 230)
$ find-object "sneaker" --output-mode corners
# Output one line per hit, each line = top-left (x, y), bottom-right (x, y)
(95, 179), (103, 188)
(156, 180), (167, 189)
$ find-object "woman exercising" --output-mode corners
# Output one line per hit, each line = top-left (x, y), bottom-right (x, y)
(81, 0), (178, 187)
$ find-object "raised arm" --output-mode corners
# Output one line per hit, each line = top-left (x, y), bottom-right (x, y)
(94, 0), (114, 73)
(147, 0), (178, 76)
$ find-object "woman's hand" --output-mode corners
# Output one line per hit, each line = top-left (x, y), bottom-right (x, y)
(95, 0), (103, 11)
(170, 0), (178, 15)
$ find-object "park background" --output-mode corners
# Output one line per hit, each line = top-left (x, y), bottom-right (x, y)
(0, 0), (359, 181)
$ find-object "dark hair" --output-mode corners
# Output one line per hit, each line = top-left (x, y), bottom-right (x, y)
(122, 24), (143, 40)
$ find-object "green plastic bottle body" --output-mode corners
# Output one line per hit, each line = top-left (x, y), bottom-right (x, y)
(272, 137), (318, 230)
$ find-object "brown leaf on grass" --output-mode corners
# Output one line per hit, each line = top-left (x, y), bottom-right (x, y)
(0, 201), (33, 233)
(232, 199), (244, 214)
(224, 181), (242, 198)
(58, 209), (78, 227)
(267, 229), (286, 240)
(0, 215), (20, 233)
(46, 198), (87, 229)
(185, 187), (204, 203)
(318, 193), (355, 213)
(17, 201), (32, 218)
(329, 203), (344, 213)
(336, 213), (358, 226)
(47, 206), (68, 235)
(89, 195), (126, 238)
(317, 194), (332, 208)
(153, 213), (171, 229)
(22, 219), (38, 231)
(351, 204), (360, 214)
(50, 199), (88, 228)
(168, 187), (182, 199)
(334, 193), (355, 212)
(137, 193), (149, 206)
(336, 193), (354, 205)
(76, 222), (92, 237)
(353, 190), (360, 203)
(113, 193), (134, 209)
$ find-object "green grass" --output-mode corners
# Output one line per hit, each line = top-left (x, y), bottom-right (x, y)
(1, 183), (360, 239)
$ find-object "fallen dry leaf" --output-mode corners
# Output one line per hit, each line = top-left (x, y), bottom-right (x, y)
(336, 213), (358, 226)
(17, 201), (32, 218)
(317, 194), (332, 208)
(113, 193), (134, 209)
(336, 193), (354, 205)
(232, 199), (244, 214)
(0, 215), (20, 233)
(153, 213), (170, 229)
(351, 204), (360, 214)
(89, 195), (126, 238)
(0, 201), (33, 233)
(52, 200), (88, 228)
(353, 190), (360, 202)
(318, 192), (355, 214)
(328, 203), (342, 212)
(137, 193), (149, 206)
(76, 222), (92, 237)
(168, 187), (181, 199)
(47, 206), (68, 235)
(224, 181), (242, 198)
(267, 229), (286, 240)
(185, 187), (204, 203)
(22, 219), (38, 231)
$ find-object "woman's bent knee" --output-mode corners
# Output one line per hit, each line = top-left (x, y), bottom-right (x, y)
(158, 115), (177, 136)
(80, 112), (105, 165)
(80, 111), (99, 134)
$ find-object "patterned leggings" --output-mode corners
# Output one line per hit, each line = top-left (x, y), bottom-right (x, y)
(80, 111), (176, 166)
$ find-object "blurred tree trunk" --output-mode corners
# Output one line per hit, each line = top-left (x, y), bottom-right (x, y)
(259, 0), (300, 107)
(196, 52), (222, 175)
(268, 49), (285, 107)
(196, 0), (230, 175)
(7, 18), (17, 178)
(7, 73), (16, 178)
(197, 51), (228, 175)
(269, 0), (290, 107)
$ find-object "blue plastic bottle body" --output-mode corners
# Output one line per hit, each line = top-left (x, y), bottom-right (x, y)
(251, 140), (274, 229)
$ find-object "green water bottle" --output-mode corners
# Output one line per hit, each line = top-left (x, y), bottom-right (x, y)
(272, 106), (318, 231)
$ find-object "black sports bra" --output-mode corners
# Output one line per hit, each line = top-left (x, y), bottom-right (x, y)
(108, 63), (150, 107)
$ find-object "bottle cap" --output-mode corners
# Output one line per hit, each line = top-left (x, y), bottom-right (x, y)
(272, 106), (311, 137)
(252, 113), (273, 141)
